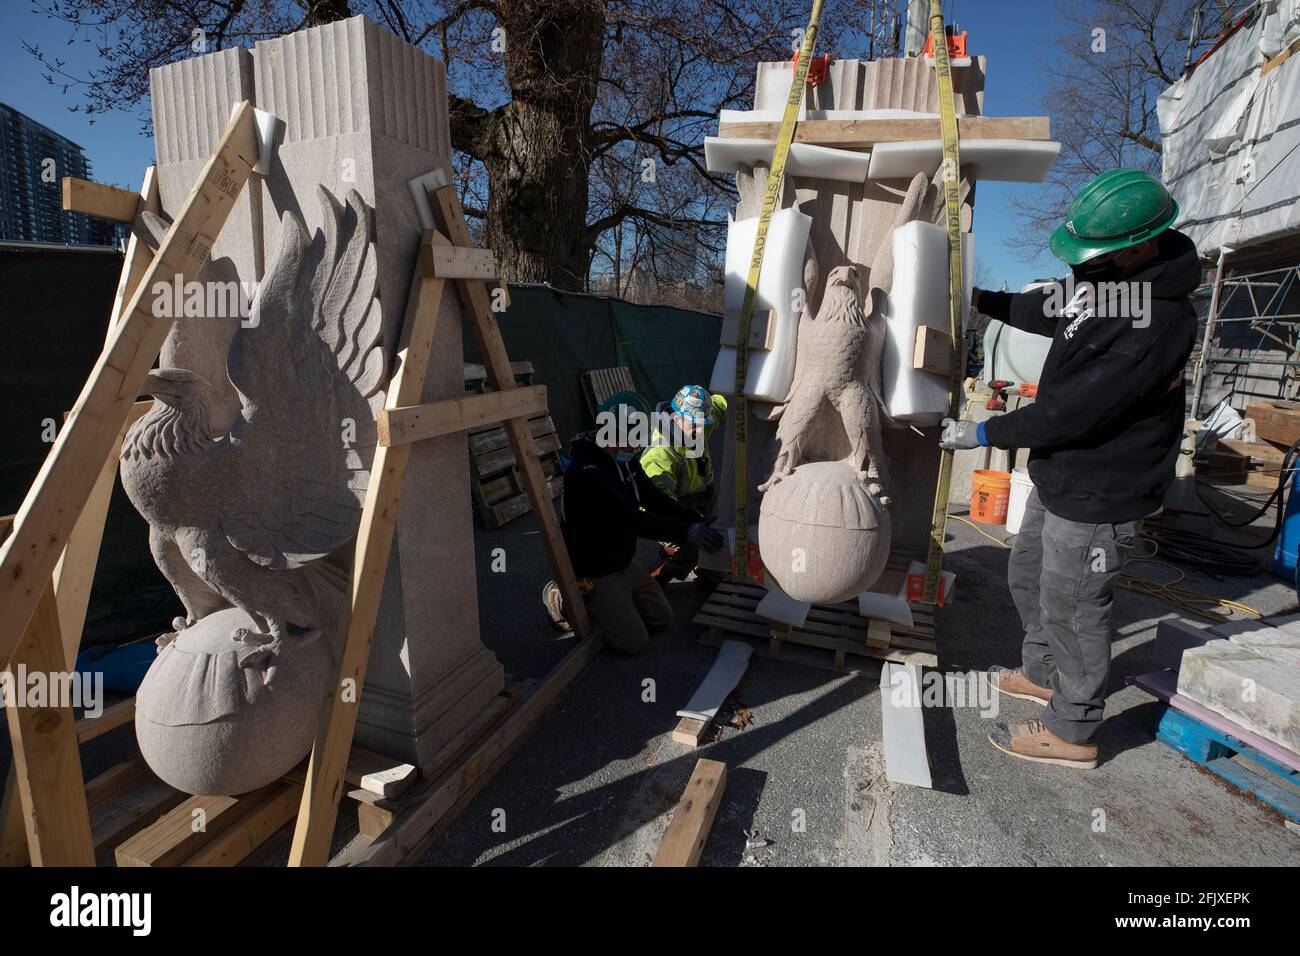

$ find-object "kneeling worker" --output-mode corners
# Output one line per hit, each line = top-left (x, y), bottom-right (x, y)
(543, 397), (724, 653)
(640, 385), (728, 586)
(940, 169), (1198, 769)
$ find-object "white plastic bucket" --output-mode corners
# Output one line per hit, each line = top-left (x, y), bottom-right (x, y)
(1005, 468), (1034, 535)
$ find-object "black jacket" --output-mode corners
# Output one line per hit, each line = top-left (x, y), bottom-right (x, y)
(560, 432), (702, 579)
(980, 228), (1200, 523)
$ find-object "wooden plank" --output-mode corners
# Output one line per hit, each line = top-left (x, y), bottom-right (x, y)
(0, 102), (259, 664)
(184, 784), (300, 866)
(1245, 401), (1300, 447)
(651, 758), (727, 867)
(55, 400), (152, 663)
(913, 325), (953, 376)
(1262, 36), (1300, 76)
(717, 115), (1051, 147)
(119, 782), (299, 867)
(89, 772), (185, 858)
(348, 631), (603, 865)
(379, 385), (547, 446)
(83, 755), (148, 808)
(289, 239), (449, 868)
(75, 697), (135, 743)
(2, 582), (95, 865)
(105, 168), (161, 347)
(671, 716), (710, 746)
(422, 243), (497, 280)
(880, 662), (933, 788)
(62, 176), (142, 223)
(429, 185), (590, 636)
(347, 749), (417, 800)
(719, 309), (776, 350)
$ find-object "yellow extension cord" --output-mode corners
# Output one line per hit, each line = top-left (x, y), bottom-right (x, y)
(947, 513), (1262, 623)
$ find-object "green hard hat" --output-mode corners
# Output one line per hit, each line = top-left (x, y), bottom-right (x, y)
(1049, 169), (1179, 265)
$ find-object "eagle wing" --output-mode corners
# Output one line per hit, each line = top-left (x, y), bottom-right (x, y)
(219, 186), (386, 569)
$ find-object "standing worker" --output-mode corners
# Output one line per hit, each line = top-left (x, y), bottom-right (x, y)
(543, 396), (724, 653)
(939, 169), (1198, 769)
(641, 385), (728, 587)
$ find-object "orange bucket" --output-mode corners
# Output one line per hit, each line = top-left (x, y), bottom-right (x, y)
(971, 469), (1011, 525)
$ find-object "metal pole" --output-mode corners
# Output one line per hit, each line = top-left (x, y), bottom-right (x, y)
(1191, 246), (1229, 420)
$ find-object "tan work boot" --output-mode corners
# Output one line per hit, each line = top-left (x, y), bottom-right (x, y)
(987, 665), (1052, 705)
(988, 719), (1098, 769)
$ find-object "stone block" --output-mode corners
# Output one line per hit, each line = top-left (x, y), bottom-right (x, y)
(1177, 639), (1300, 754)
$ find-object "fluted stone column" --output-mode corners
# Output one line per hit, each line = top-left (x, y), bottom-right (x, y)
(148, 15), (503, 768)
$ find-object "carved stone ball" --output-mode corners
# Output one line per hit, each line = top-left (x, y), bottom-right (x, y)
(758, 460), (892, 604)
(135, 607), (333, 796)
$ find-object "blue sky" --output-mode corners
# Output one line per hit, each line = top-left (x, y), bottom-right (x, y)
(3, 1), (1069, 289)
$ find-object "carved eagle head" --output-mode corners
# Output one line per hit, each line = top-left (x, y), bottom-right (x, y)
(819, 264), (866, 324)
(124, 368), (217, 463)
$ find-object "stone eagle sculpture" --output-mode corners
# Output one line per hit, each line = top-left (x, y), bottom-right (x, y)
(759, 168), (969, 505)
(121, 186), (385, 682)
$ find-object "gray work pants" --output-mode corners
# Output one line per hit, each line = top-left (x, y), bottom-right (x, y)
(1006, 489), (1138, 744)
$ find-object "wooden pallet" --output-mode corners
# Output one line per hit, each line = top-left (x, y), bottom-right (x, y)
(693, 559), (938, 673)
(464, 362), (565, 528)
(581, 365), (636, 421)
(1156, 705), (1300, 823)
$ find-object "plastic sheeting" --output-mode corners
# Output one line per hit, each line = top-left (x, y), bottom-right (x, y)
(1158, 0), (1300, 257)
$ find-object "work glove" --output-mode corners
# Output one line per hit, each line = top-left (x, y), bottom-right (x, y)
(938, 418), (983, 451)
(687, 521), (725, 553)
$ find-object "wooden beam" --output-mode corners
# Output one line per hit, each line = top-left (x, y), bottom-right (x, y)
(421, 243), (497, 281)
(289, 242), (449, 868)
(55, 400), (151, 663)
(347, 631), (603, 866)
(651, 758), (727, 867)
(184, 783), (300, 866)
(719, 309), (776, 350)
(378, 385), (548, 447)
(75, 697), (135, 744)
(717, 115), (1051, 148)
(913, 325), (954, 376)
(62, 177), (142, 223)
(428, 185), (591, 636)
(0, 102), (258, 665)
(2, 583), (95, 865)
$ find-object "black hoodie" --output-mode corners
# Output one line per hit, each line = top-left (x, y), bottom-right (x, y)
(979, 228), (1201, 523)
(560, 432), (702, 579)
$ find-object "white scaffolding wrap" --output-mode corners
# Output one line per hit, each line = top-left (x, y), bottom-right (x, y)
(1158, 0), (1300, 258)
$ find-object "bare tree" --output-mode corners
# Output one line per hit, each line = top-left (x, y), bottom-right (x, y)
(1007, 0), (1247, 258)
(26, 0), (903, 292)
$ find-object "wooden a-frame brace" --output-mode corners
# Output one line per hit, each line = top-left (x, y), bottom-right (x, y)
(1, 127), (592, 865)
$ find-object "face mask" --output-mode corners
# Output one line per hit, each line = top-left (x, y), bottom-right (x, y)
(615, 451), (636, 464)
(1072, 257), (1119, 283)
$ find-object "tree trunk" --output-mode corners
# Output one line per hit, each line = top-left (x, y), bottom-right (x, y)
(453, 0), (606, 289)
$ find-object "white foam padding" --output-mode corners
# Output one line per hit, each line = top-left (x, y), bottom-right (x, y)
(407, 168), (450, 231)
(705, 137), (871, 183)
(755, 587), (812, 628)
(676, 640), (753, 722)
(710, 206), (812, 402)
(868, 138), (1061, 183)
(251, 108), (285, 175)
(857, 591), (914, 628)
(882, 221), (973, 425)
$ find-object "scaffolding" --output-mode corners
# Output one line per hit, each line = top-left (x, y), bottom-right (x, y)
(1189, 258), (1300, 418)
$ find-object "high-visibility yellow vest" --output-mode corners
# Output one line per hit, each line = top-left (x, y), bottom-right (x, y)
(639, 394), (727, 501)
